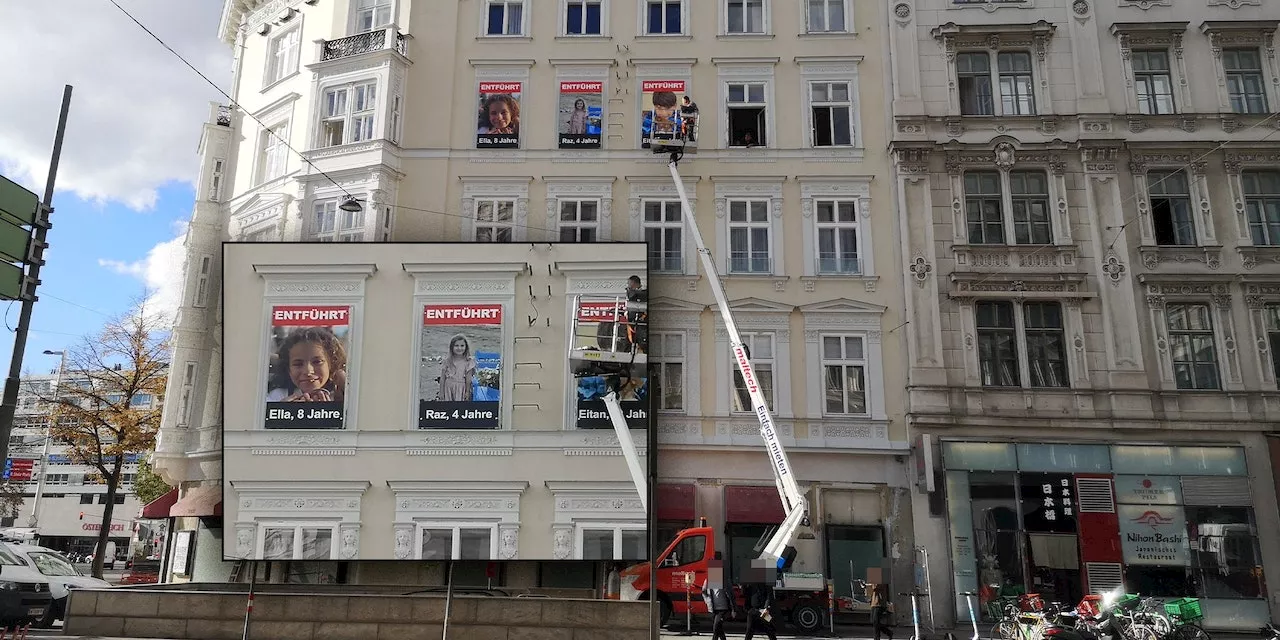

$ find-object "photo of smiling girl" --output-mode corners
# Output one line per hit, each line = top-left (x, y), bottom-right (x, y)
(476, 82), (523, 149)
(263, 304), (353, 429)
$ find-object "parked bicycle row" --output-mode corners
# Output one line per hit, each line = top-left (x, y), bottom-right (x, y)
(980, 590), (1208, 640)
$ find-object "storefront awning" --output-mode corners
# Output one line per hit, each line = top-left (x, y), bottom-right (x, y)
(724, 485), (785, 524)
(140, 488), (179, 519)
(656, 483), (695, 521)
(170, 484), (222, 518)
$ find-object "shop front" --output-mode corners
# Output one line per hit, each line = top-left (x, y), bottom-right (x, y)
(943, 441), (1273, 630)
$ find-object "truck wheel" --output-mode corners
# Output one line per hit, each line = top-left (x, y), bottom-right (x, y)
(791, 603), (824, 633)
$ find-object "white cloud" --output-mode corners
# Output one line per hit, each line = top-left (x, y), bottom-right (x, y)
(0, 1), (231, 210)
(98, 222), (189, 322)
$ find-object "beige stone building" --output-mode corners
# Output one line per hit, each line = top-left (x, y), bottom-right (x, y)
(153, 0), (914, 600)
(889, 0), (1280, 629)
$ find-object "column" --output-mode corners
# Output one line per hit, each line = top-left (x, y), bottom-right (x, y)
(896, 149), (946, 387)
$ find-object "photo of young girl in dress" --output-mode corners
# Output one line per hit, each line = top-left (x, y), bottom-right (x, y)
(557, 83), (603, 149)
(264, 325), (349, 429)
(419, 323), (502, 428)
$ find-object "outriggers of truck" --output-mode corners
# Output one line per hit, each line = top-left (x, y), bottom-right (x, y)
(567, 122), (838, 633)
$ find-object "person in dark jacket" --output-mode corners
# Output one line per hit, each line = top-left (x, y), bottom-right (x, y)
(701, 579), (733, 640)
(867, 581), (893, 640)
(743, 580), (778, 640)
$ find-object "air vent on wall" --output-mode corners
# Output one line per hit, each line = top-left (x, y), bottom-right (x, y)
(1085, 562), (1124, 594)
(1075, 477), (1115, 513)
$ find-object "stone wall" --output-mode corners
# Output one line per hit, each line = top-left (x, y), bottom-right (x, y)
(65, 588), (653, 640)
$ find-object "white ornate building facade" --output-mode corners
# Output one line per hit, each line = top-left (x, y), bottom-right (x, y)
(889, 0), (1280, 629)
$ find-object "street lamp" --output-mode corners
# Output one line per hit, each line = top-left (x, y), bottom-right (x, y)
(338, 195), (364, 213)
(28, 349), (65, 529)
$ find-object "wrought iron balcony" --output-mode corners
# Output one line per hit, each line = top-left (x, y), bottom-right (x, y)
(320, 27), (408, 62)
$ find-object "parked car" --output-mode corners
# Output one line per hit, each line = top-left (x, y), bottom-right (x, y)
(0, 544), (53, 630)
(120, 559), (160, 585)
(4, 543), (110, 628)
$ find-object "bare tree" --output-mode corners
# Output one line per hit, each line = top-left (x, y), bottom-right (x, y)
(45, 298), (168, 579)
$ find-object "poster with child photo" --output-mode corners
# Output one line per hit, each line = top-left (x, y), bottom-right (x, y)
(476, 82), (522, 149)
(640, 80), (698, 150)
(418, 304), (504, 429)
(557, 81), (603, 149)
(264, 305), (351, 429)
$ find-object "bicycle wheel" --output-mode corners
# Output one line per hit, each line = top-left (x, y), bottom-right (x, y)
(1171, 624), (1211, 640)
(1129, 624), (1161, 640)
(989, 621), (1016, 640)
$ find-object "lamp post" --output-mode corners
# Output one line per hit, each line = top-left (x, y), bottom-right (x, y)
(28, 349), (65, 529)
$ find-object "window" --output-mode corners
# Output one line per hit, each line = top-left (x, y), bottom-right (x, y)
(79, 494), (92, 505)
(964, 170), (1051, 245)
(649, 332), (685, 411)
(319, 82), (377, 148)
(261, 525), (335, 560)
(643, 200), (683, 273)
(1187, 506), (1267, 600)
(209, 159), (225, 202)
(389, 95), (403, 144)
(474, 199), (515, 242)
(558, 200), (600, 242)
(807, 0), (845, 33)
(256, 123), (289, 184)
(313, 199), (366, 242)
(179, 362), (197, 426)
(1243, 170), (1280, 246)
(815, 200), (860, 274)
(646, 0), (682, 35)
(810, 81), (854, 147)
(956, 51), (1036, 116)
(1147, 170), (1195, 246)
(353, 0), (393, 32)
(1166, 303), (1220, 390)
(1223, 49), (1268, 115)
(731, 332), (775, 411)
(725, 0), (764, 34)
(420, 525), (494, 560)
(975, 300), (1068, 388)
(727, 83), (767, 147)
(265, 27), (301, 86)
(28, 553), (77, 578)
(727, 199), (771, 274)
(821, 335), (866, 415)
(192, 255), (212, 308)
(486, 0), (525, 36)
(581, 525), (646, 560)
(131, 394), (153, 407)
(565, 0), (602, 35)
(1131, 50), (1176, 115)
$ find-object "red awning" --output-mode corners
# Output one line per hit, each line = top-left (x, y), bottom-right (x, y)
(656, 483), (695, 521)
(724, 485), (785, 524)
(139, 488), (178, 519)
(170, 484), (222, 518)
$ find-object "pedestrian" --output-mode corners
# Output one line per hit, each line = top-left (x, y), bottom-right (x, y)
(701, 577), (733, 640)
(743, 578), (778, 640)
(867, 581), (893, 640)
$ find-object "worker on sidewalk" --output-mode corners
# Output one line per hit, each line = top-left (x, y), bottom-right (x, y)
(700, 560), (733, 640)
(867, 579), (893, 640)
(741, 566), (778, 640)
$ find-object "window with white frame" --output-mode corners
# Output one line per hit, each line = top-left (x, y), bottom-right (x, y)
(731, 332), (775, 411)
(725, 0), (764, 34)
(815, 200), (860, 274)
(820, 335), (866, 415)
(474, 199), (516, 242)
(643, 200), (684, 273)
(260, 524), (336, 560)
(963, 170), (1052, 245)
(649, 332), (685, 411)
(565, 0), (603, 35)
(956, 51), (1036, 116)
(1223, 48), (1269, 115)
(581, 524), (646, 560)
(312, 199), (366, 242)
(256, 122), (289, 185)
(353, 0), (393, 32)
(486, 0), (525, 36)
(558, 200), (600, 242)
(1147, 170), (1195, 247)
(419, 524), (495, 560)
(727, 199), (772, 274)
(810, 81), (854, 147)
(1244, 170), (1280, 246)
(645, 0), (683, 34)
(807, 0), (846, 33)
(389, 95), (403, 144)
(727, 82), (768, 146)
(975, 300), (1069, 388)
(1131, 50), (1176, 115)
(1166, 302), (1220, 390)
(265, 27), (301, 86)
(319, 81), (377, 148)
(192, 255), (212, 307)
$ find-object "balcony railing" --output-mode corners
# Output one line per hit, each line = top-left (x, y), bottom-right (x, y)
(728, 253), (773, 275)
(320, 27), (408, 62)
(816, 253), (861, 275)
(648, 252), (684, 274)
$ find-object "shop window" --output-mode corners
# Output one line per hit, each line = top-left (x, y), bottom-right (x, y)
(649, 332), (686, 411)
(643, 200), (684, 273)
(557, 199), (600, 242)
(540, 561), (596, 588)
(1148, 170), (1195, 246)
(727, 83), (768, 147)
(1165, 303), (1220, 390)
(1125, 566), (1194, 598)
(1243, 170), (1280, 246)
(1187, 506), (1267, 600)
(826, 525), (884, 599)
(731, 332), (775, 412)
(1131, 50), (1176, 115)
(452, 561), (505, 586)
(645, 0), (683, 35)
(285, 561), (341, 584)
(1019, 473), (1081, 605)
(956, 51), (1036, 116)
(969, 472), (1025, 613)
(1223, 48), (1269, 115)
(726, 523), (769, 585)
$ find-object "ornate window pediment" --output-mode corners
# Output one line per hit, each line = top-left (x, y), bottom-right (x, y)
(948, 272), (1091, 300)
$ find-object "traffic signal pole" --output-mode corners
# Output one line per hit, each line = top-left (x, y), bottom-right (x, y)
(0, 85), (73, 468)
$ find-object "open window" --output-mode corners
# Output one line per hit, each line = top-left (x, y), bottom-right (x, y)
(727, 82), (767, 147)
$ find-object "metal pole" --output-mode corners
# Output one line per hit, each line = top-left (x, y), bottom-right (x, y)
(29, 351), (63, 528)
(441, 560), (455, 640)
(240, 561), (256, 640)
(0, 85), (72, 468)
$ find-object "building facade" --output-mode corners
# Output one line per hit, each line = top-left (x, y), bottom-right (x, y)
(154, 0), (914, 598)
(889, 0), (1280, 629)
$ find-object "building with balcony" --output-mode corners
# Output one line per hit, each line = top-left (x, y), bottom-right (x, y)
(889, 0), (1280, 630)
(153, 0), (915, 604)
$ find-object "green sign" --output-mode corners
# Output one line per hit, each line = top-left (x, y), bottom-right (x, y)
(0, 261), (24, 301)
(0, 216), (30, 264)
(0, 175), (39, 226)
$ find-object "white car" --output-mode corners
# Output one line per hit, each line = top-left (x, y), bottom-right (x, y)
(3, 544), (110, 628)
